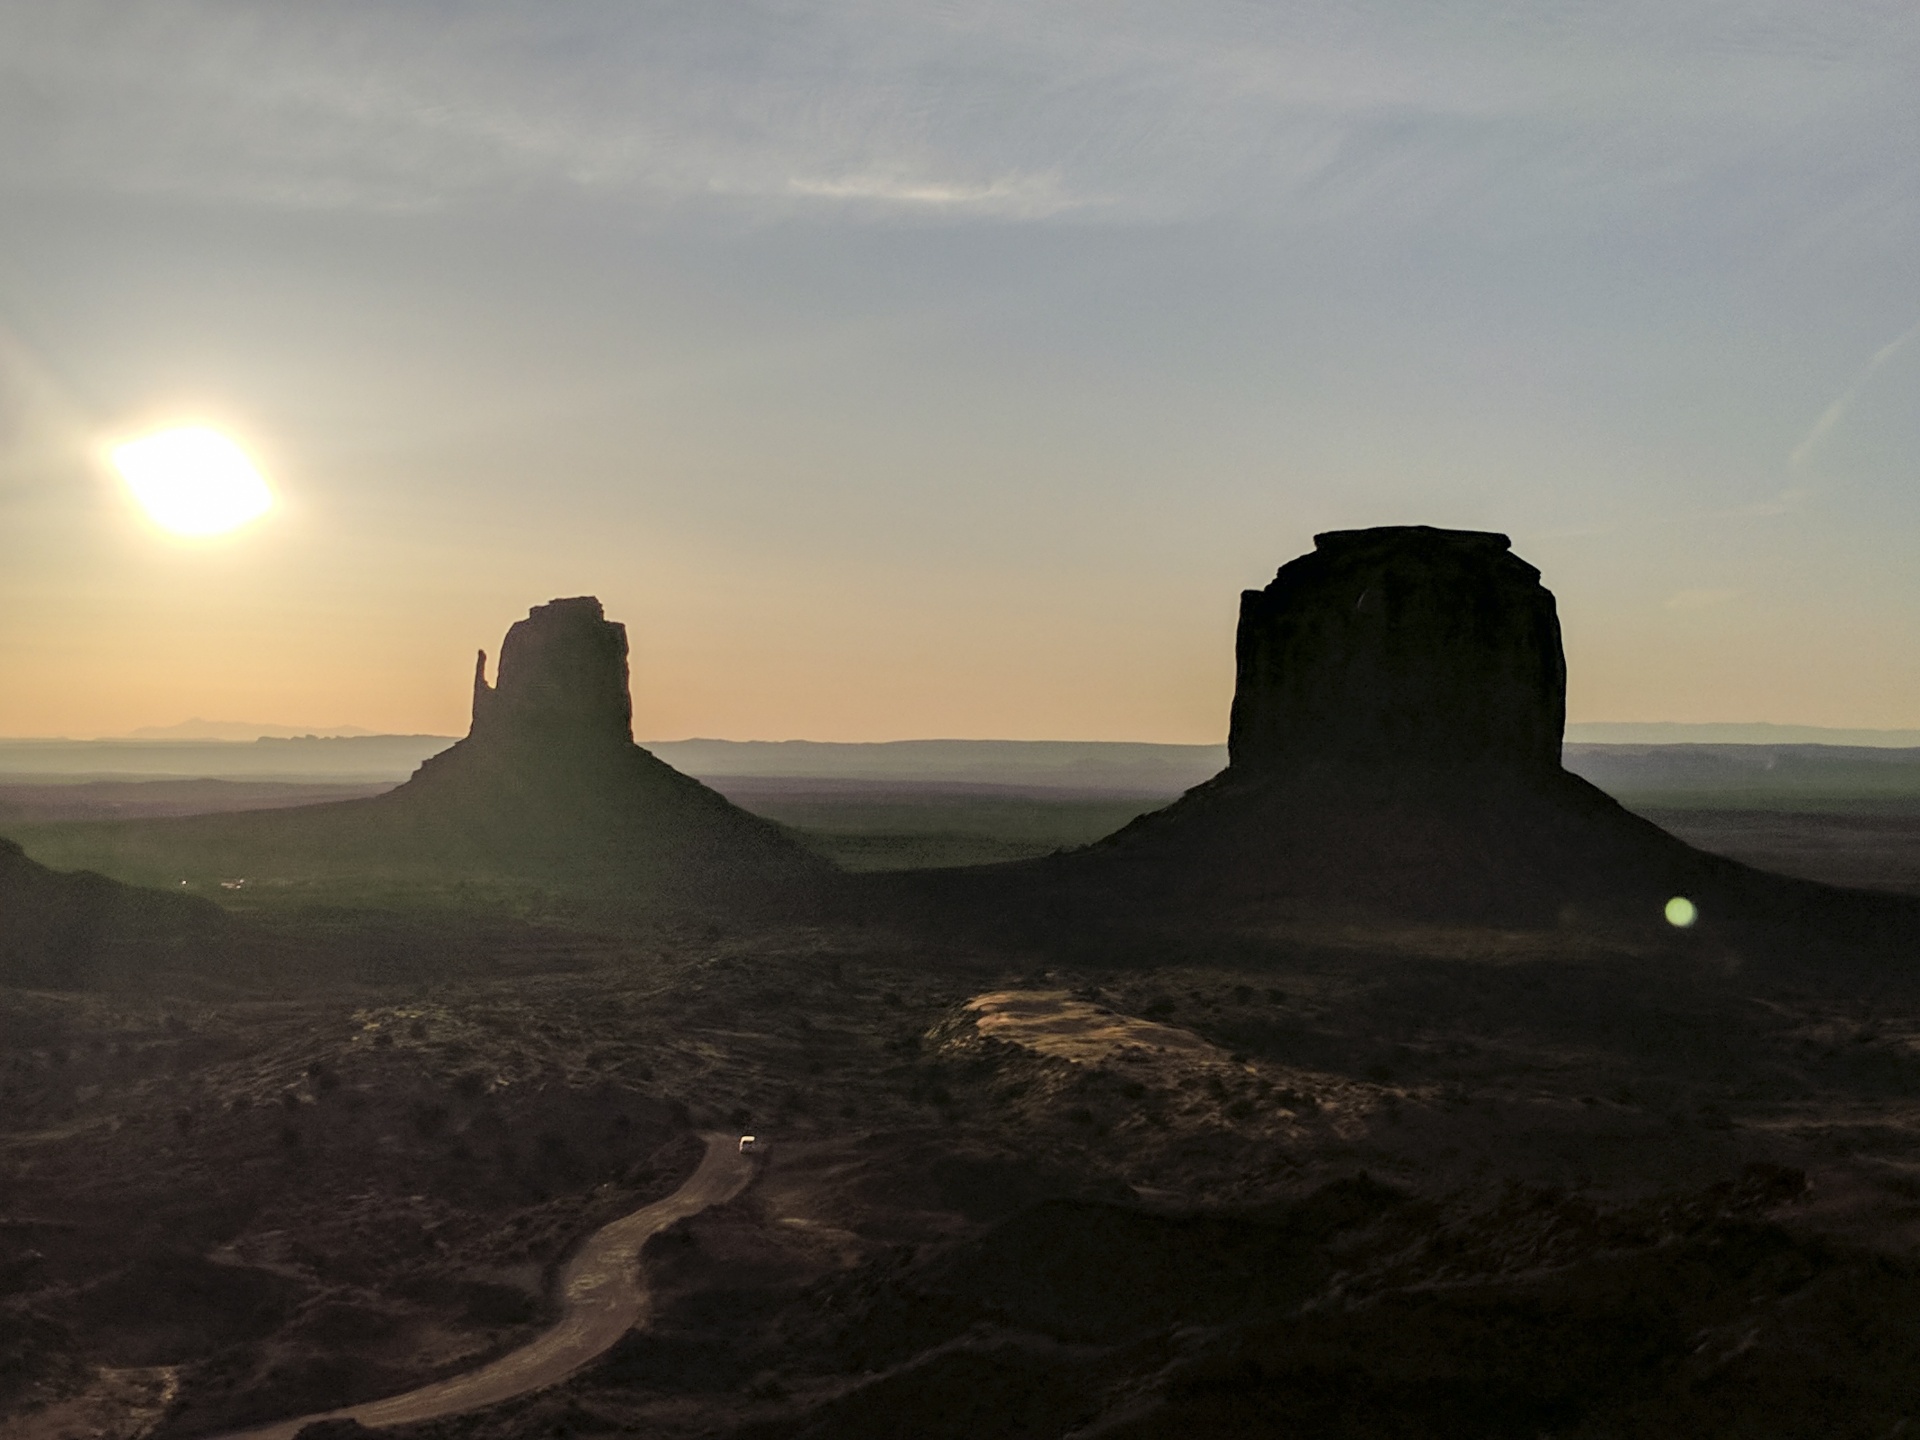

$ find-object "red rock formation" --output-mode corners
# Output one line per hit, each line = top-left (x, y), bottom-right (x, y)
(899, 527), (1915, 952)
(468, 597), (634, 753)
(1065, 526), (1716, 921)
(1227, 528), (1565, 778)
(379, 597), (819, 895)
(99, 598), (824, 906)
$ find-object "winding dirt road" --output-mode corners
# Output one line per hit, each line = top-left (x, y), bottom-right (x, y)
(217, 1133), (753, 1440)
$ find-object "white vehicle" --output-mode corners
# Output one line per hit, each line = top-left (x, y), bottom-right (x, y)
(737, 1134), (762, 1154)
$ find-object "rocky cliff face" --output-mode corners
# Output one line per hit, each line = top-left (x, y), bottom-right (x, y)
(921, 524), (1788, 930)
(385, 596), (820, 893)
(469, 597), (634, 754)
(1226, 527), (1566, 779)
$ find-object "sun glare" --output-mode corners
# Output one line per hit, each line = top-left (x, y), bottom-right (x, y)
(112, 426), (274, 537)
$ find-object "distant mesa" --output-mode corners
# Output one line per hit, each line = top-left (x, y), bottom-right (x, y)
(469, 596), (639, 754)
(376, 595), (817, 879)
(1226, 527), (1565, 780)
(906, 526), (1917, 944)
(1093, 526), (1771, 918)
(25, 597), (821, 906)
(338, 596), (822, 892)
(124, 719), (379, 740)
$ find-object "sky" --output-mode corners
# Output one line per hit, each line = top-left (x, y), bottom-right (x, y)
(1, 0), (1917, 742)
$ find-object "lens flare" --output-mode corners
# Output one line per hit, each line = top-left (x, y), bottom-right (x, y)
(112, 427), (273, 537)
(1664, 896), (1698, 928)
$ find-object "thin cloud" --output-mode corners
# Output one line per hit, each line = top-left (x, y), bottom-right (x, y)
(783, 169), (1086, 217)
(1790, 317), (1920, 467)
(1, 1), (1911, 229)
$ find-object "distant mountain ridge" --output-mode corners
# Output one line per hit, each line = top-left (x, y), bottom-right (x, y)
(1565, 722), (1920, 746)
(876, 527), (1914, 942)
(122, 718), (381, 740)
(6, 726), (1920, 796)
(0, 735), (458, 783)
(645, 738), (1228, 792)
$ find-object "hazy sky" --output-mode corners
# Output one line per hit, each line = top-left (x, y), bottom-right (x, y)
(2, 1), (1917, 741)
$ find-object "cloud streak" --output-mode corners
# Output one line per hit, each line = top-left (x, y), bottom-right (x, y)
(783, 169), (1086, 217)
(2, 0), (1914, 231)
(1790, 316), (1920, 467)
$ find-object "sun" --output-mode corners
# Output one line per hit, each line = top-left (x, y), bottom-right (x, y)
(111, 426), (274, 537)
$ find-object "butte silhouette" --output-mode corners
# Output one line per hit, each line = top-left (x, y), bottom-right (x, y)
(388, 596), (814, 886)
(73, 598), (821, 905)
(899, 526), (1920, 956)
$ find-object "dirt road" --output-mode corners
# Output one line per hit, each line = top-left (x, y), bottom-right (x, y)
(216, 1132), (753, 1440)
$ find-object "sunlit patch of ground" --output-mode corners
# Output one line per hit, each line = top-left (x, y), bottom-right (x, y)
(964, 989), (1227, 1066)
(954, 990), (1386, 1169)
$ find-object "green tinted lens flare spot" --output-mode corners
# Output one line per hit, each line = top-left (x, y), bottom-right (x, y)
(1664, 896), (1698, 928)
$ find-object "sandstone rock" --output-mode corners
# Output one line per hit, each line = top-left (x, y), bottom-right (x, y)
(1075, 526), (1714, 919)
(469, 596), (634, 753)
(379, 597), (820, 894)
(1228, 527), (1565, 778)
(63, 597), (825, 907)
(896, 526), (1916, 951)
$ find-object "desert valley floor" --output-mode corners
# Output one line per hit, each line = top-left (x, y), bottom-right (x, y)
(7, 790), (1920, 1439)
(12, 545), (1920, 1439)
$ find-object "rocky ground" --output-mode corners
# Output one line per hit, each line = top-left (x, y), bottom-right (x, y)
(5, 889), (1920, 1439)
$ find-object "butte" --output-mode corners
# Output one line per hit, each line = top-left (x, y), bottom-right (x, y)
(57, 598), (823, 907)
(894, 526), (1920, 962)
(390, 596), (815, 891)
